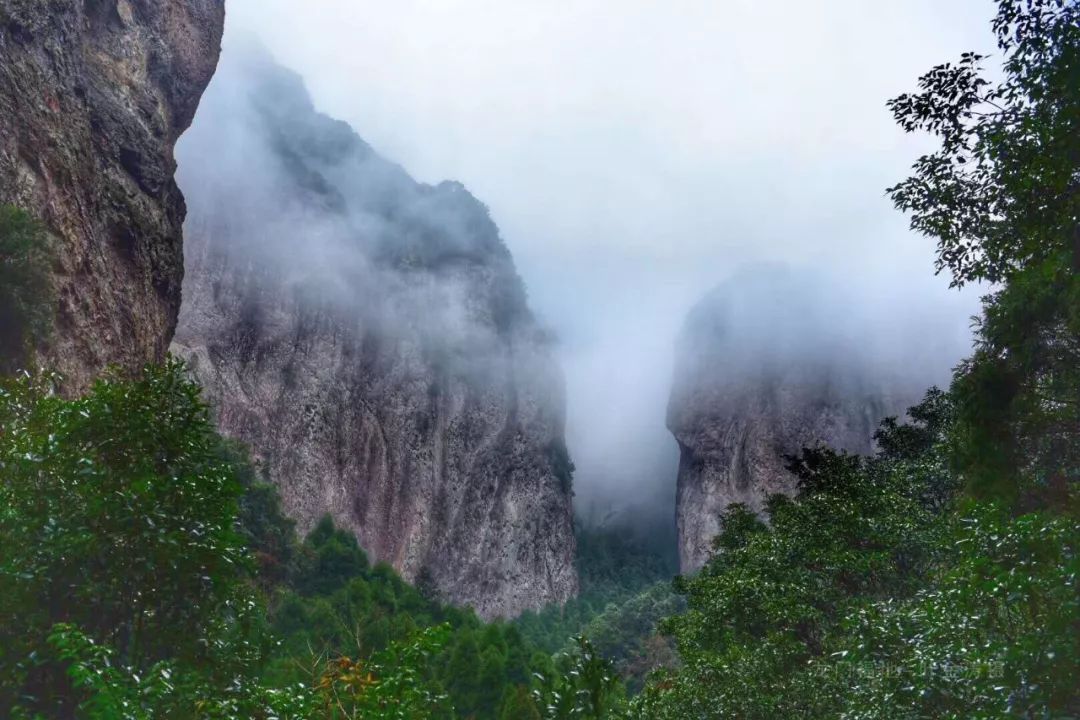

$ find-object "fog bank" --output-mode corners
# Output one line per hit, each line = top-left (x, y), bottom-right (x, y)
(203, 0), (994, 520)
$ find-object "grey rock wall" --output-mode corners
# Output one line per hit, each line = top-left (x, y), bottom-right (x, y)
(0, 0), (224, 390)
(173, 50), (577, 619)
(669, 265), (912, 572)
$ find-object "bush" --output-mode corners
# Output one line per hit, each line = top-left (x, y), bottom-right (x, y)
(631, 395), (1079, 719)
(0, 359), (278, 716)
(0, 206), (52, 374)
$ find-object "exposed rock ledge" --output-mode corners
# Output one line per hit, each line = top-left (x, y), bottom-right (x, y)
(0, 0), (224, 390)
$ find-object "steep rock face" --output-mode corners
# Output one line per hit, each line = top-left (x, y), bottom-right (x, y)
(669, 266), (911, 572)
(0, 0), (225, 390)
(173, 50), (577, 619)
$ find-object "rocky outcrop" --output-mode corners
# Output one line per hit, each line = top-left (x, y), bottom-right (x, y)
(172, 49), (577, 619)
(669, 265), (912, 572)
(0, 0), (225, 390)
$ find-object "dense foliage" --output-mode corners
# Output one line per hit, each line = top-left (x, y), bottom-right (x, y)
(0, 361), (277, 718)
(576, 583), (682, 695)
(629, 1), (1080, 716)
(1, 1), (1076, 718)
(886, 0), (1080, 505)
(631, 395), (1078, 718)
(0, 205), (51, 374)
(264, 514), (550, 719)
(514, 516), (681, 696)
(516, 519), (678, 656)
(0, 358), (624, 719)
(263, 504), (681, 716)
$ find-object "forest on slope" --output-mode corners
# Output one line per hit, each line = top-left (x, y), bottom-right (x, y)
(0, 0), (1077, 718)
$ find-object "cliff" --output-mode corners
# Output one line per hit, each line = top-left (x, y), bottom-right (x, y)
(172, 49), (577, 619)
(668, 265), (912, 572)
(0, 0), (224, 390)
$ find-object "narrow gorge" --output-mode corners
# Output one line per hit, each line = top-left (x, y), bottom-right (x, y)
(2, 2), (1074, 717)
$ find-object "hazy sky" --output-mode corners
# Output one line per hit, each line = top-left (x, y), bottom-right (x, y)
(217, 0), (995, 515)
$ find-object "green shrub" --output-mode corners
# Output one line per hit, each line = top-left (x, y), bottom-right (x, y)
(0, 206), (52, 374)
(0, 359), (263, 716)
(631, 395), (1079, 719)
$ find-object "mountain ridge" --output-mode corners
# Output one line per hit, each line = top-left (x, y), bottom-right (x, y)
(173, 47), (577, 619)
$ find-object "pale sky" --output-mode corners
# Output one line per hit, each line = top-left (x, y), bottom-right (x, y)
(216, 0), (995, 514)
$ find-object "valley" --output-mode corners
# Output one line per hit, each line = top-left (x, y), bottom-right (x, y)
(0, 1), (1076, 718)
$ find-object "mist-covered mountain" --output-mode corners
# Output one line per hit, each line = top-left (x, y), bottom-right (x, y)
(668, 265), (922, 572)
(172, 47), (576, 619)
(0, 0), (224, 390)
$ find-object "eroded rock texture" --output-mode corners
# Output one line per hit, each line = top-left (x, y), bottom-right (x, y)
(0, 0), (224, 390)
(173, 50), (577, 619)
(669, 266), (912, 572)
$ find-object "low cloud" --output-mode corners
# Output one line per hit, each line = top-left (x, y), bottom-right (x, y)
(184, 0), (994, 520)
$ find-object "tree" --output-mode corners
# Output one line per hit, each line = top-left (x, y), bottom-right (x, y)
(0, 359), (261, 716)
(533, 637), (625, 720)
(0, 206), (51, 374)
(293, 515), (371, 597)
(887, 0), (1080, 505)
(445, 630), (483, 716)
(500, 685), (542, 720)
(311, 626), (452, 720)
(632, 395), (1079, 719)
(223, 439), (298, 588)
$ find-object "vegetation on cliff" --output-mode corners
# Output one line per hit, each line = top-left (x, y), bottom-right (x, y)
(628, 1), (1080, 716)
(0, 0), (1076, 718)
(515, 518), (680, 693)
(0, 206), (51, 374)
(0, 360), (622, 719)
